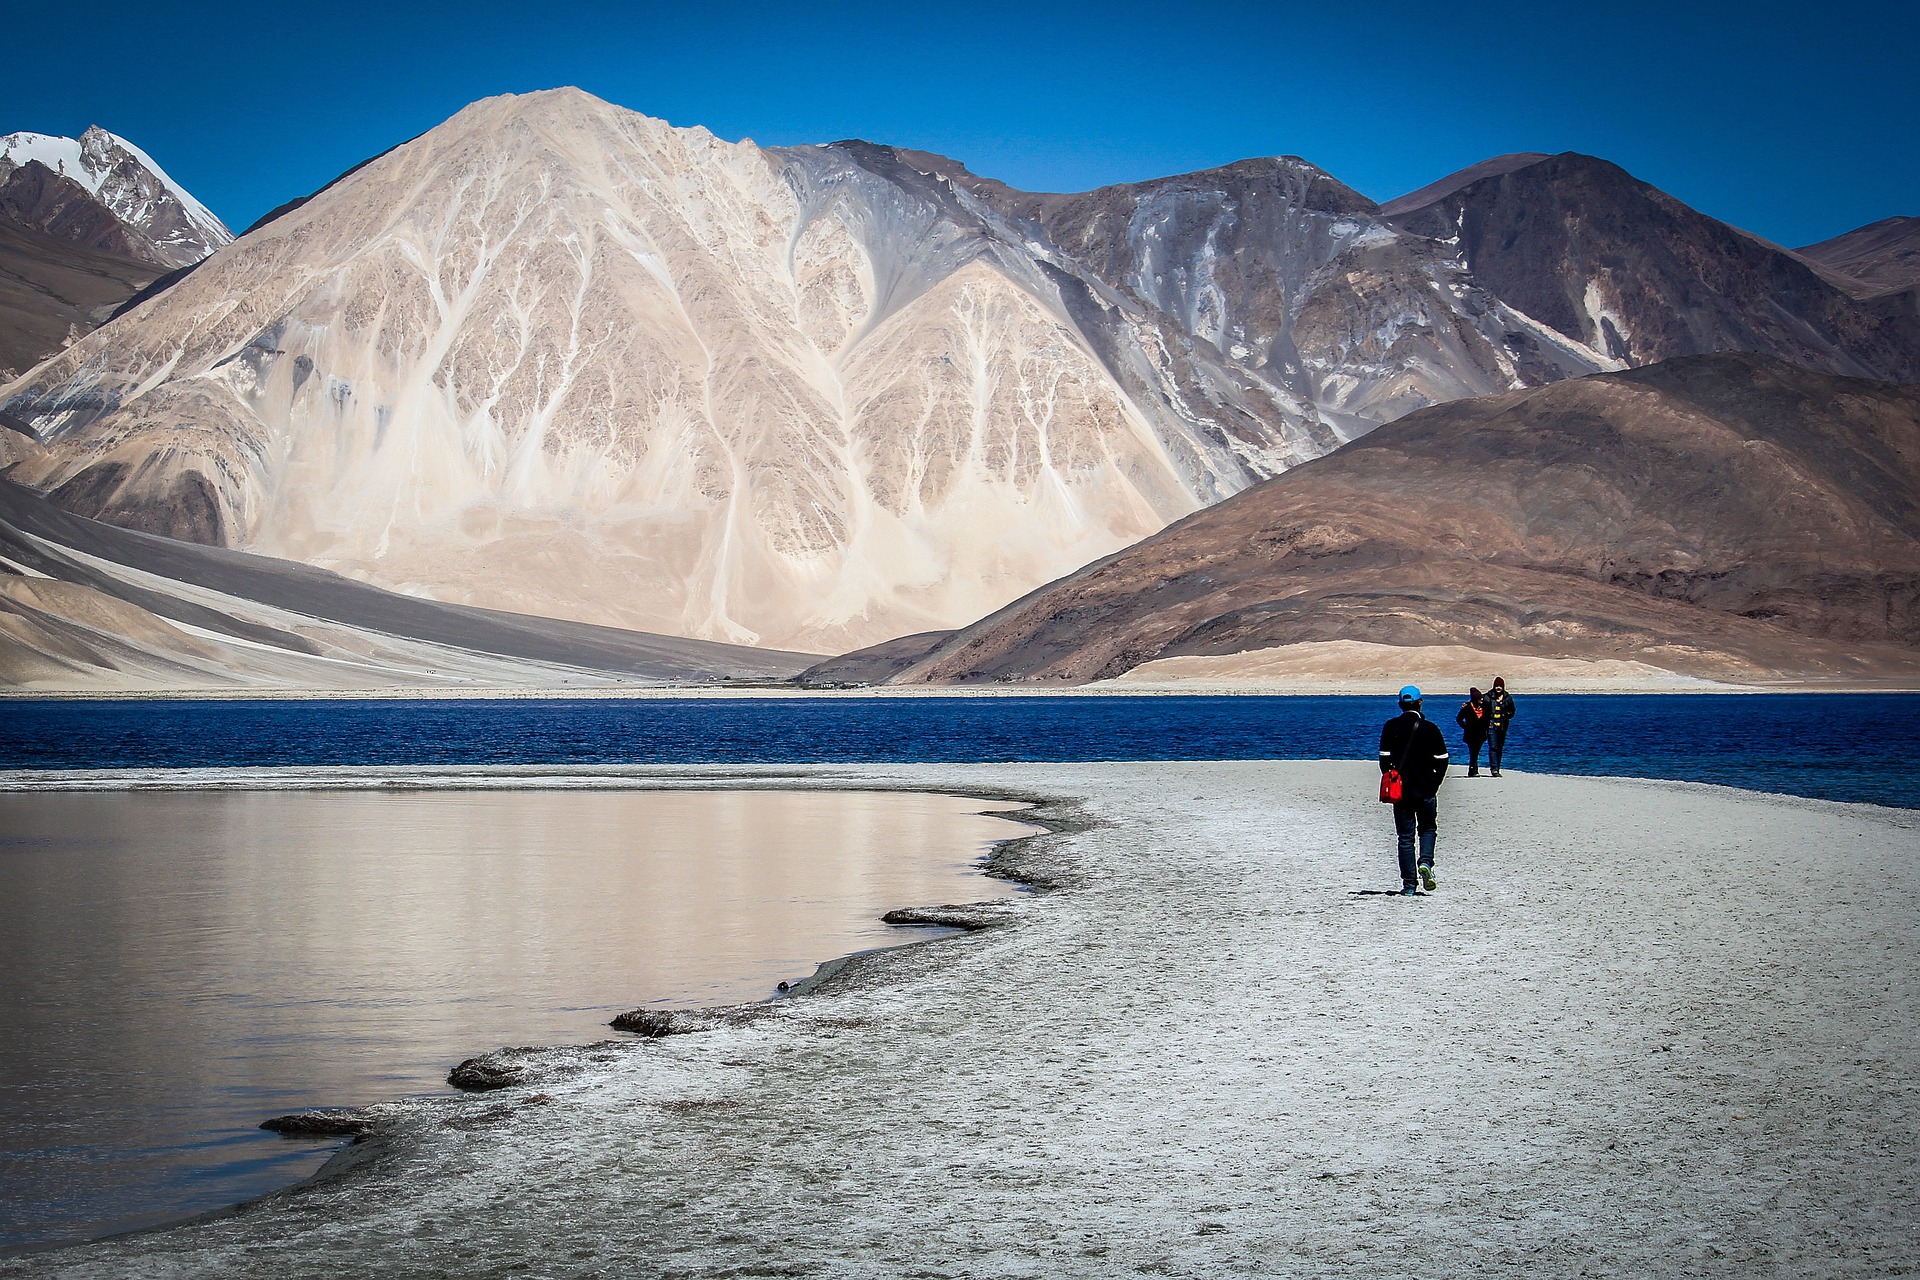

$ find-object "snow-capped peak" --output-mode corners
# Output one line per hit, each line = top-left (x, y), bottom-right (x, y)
(0, 130), (90, 184)
(1, 126), (233, 268)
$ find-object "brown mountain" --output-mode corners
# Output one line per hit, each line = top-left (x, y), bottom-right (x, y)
(1382, 153), (1920, 382)
(847, 353), (1920, 686)
(1375, 153), (1550, 219)
(1796, 216), (1920, 299)
(0, 124), (236, 381)
(0, 215), (159, 383)
(0, 161), (162, 264)
(0, 127), (233, 269)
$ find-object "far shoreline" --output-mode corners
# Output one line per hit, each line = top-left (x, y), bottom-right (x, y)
(5, 679), (1919, 701)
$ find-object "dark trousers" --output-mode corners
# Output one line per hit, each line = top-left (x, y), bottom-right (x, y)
(1464, 738), (1486, 773)
(1392, 797), (1437, 886)
(1488, 725), (1508, 773)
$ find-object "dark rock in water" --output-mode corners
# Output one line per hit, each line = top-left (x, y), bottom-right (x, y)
(449, 1042), (635, 1091)
(259, 1108), (373, 1136)
(881, 902), (1020, 932)
(609, 1007), (718, 1037)
(448, 1048), (543, 1092)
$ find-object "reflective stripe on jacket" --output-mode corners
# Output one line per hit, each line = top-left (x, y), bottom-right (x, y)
(1378, 711), (1450, 799)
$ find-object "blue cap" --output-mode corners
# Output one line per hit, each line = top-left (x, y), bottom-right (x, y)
(1398, 685), (1423, 705)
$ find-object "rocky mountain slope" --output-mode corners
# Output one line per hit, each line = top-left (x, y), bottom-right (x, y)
(846, 354), (1920, 686)
(1381, 153), (1920, 382)
(1796, 216), (1920, 299)
(872, 145), (1605, 436)
(1, 93), (1914, 661)
(0, 92), (1615, 655)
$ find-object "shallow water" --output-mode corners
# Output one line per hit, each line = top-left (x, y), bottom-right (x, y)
(0, 788), (1030, 1253)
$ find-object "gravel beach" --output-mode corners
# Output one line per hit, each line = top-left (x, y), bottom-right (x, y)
(7, 760), (1916, 1278)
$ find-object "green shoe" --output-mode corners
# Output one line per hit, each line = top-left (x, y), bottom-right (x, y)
(1419, 863), (1437, 892)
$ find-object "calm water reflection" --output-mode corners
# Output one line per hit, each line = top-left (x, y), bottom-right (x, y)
(0, 787), (1031, 1252)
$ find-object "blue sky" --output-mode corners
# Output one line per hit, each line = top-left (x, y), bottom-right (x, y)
(5, 1), (1914, 246)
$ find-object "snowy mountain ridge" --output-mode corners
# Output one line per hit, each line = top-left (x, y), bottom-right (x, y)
(0, 126), (232, 267)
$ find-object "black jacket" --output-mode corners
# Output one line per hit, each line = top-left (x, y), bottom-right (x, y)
(1487, 689), (1517, 730)
(1379, 712), (1450, 800)
(1455, 699), (1490, 743)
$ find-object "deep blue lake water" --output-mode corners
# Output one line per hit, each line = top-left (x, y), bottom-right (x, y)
(1, 693), (1915, 808)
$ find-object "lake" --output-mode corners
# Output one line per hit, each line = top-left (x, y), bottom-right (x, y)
(1, 692), (1915, 806)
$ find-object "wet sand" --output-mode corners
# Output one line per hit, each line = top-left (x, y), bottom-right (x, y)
(4, 761), (1916, 1277)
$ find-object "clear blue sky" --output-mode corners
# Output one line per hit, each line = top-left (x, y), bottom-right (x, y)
(5, 0), (1914, 247)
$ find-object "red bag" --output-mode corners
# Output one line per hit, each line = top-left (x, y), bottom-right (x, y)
(1379, 768), (1403, 803)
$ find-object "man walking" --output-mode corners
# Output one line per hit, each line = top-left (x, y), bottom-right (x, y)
(1486, 676), (1517, 777)
(1456, 686), (1489, 776)
(1379, 685), (1450, 894)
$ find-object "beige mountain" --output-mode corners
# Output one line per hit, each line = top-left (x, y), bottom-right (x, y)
(0, 94), (1226, 653)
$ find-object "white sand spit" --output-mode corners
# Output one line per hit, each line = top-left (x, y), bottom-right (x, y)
(7, 762), (1915, 1277)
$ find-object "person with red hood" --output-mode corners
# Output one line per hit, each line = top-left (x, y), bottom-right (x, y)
(1485, 676), (1517, 777)
(1455, 687), (1490, 776)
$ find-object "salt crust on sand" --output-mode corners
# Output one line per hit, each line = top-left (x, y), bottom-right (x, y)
(5, 762), (1916, 1278)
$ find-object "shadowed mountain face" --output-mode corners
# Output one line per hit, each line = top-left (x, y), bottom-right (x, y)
(865, 354), (1920, 686)
(0, 162), (163, 266)
(1, 97), (1915, 662)
(0, 218), (159, 384)
(1375, 153), (1550, 219)
(1383, 154), (1920, 382)
(1797, 216), (1920, 299)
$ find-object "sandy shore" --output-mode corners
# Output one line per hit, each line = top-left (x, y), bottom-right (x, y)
(1098, 640), (1920, 694)
(5, 762), (1916, 1277)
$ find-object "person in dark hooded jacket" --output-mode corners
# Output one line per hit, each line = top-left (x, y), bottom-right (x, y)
(1456, 687), (1490, 776)
(1485, 676), (1517, 776)
(1379, 685), (1450, 894)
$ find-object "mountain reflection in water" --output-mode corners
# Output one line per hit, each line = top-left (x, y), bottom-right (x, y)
(0, 787), (1031, 1253)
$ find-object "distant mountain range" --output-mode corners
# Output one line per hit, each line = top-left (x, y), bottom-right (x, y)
(0, 92), (1916, 688)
